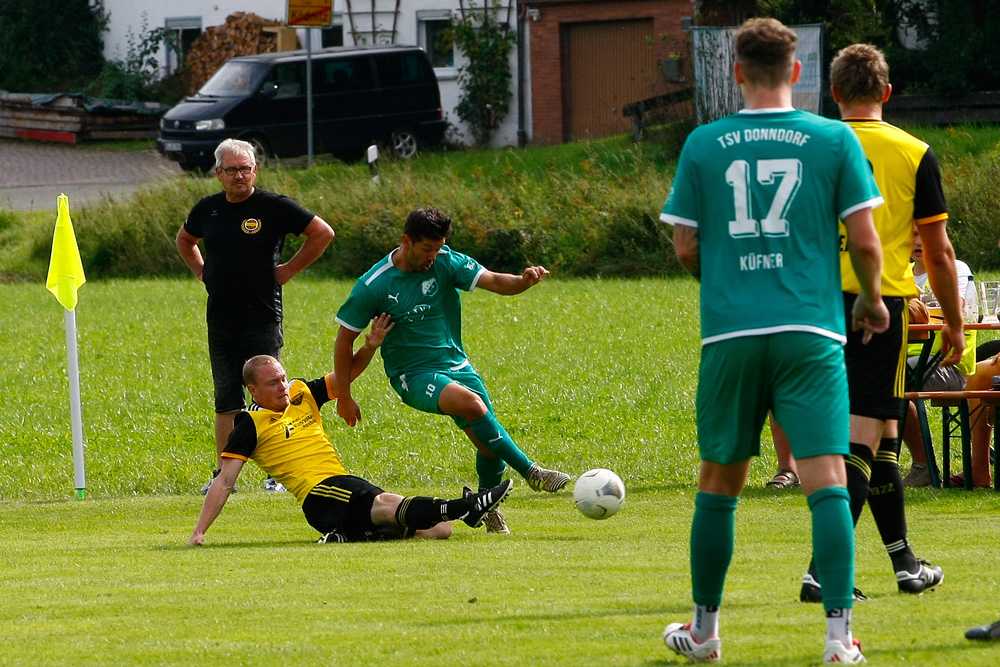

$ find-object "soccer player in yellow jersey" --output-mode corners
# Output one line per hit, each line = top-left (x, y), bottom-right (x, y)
(188, 315), (511, 545)
(798, 43), (965, 603)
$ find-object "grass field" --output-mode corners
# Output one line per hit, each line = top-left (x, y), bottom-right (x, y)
(4, 277), (1000, 665)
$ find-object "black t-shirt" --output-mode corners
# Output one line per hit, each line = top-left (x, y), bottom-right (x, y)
(184, 189), (314, 325)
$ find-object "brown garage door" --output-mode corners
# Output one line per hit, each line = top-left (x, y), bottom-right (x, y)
(563, 19), (656, 141)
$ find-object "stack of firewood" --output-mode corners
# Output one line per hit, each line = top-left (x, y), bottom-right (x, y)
(186, 12), (293, 93)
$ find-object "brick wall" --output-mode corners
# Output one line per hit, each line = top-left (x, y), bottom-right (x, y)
(527, 0), (694, 144)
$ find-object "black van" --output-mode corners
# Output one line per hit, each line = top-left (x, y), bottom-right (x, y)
(156, 45), (447, 170)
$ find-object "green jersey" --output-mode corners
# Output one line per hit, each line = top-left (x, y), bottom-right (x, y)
(660, 108), (882, 345)
(336, 246), (486, 378)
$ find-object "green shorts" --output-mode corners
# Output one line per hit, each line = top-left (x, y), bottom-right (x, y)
(390, 364), (495, 430)
(696, 332), (849, 464)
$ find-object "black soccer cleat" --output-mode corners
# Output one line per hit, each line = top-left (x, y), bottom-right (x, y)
(462, 479), (513, 528)
(896, 560), (943, 594)
(800, 573), (868, 603)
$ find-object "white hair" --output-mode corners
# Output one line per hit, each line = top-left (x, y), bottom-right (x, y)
(214, 139), (256, 168)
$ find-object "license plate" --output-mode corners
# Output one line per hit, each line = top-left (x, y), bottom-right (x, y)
(163, 142), (182, 152)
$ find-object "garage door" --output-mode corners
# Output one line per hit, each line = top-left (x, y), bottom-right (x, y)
(564, 19), (656, 141)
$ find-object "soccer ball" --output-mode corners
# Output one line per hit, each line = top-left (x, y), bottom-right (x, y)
(573, 468), (625, 519)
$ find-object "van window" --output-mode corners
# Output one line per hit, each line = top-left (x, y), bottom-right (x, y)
(374, 53), (431, 88)
(260, 62), (306, 98)
(315, 58), (374, 93)
(199, 62), (268, 97)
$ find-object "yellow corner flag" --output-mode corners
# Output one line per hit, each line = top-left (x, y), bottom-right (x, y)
(46, 194), (86, 311)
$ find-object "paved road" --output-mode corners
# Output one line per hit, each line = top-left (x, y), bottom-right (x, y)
(0, 139), (184, 212)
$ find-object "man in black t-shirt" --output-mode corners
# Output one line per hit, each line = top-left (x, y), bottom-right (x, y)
(177, 138), (334, 494)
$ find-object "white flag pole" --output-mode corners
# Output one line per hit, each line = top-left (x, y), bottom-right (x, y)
(65, 308), (86, 499)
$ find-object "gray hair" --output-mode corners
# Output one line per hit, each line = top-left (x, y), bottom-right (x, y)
(214, 139), (256, 168)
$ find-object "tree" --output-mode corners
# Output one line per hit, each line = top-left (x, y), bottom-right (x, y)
(0, 0), (106, 93)
(452, 1), (517, 147)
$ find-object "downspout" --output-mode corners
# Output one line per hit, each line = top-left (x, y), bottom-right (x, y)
(517, 2), (528, 147)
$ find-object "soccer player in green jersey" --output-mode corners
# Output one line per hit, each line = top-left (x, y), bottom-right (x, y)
(333, 207), (570, 535)
(659, 18), (889, 664)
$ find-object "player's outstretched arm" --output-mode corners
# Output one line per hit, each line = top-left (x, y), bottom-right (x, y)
(477, 266), (550, 295)
(188, 457), (245, 545)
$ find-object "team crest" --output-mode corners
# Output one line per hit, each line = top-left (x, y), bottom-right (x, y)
(422, 278), (438, 297)
(241, 218), (262, 234)
(290, 391), (304, 406)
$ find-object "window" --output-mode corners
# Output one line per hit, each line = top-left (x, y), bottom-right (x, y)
(322, 15), (345, 47)
(165, 17), (202, 74)
(315, 58), (374, 93)
(417, 11), (454, 70)
(374, 52), (430, 87)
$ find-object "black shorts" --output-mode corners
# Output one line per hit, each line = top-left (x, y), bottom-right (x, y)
(206, 320), (283, 413)
(843, 293), (908, 421)
(301, 475), (411, 542)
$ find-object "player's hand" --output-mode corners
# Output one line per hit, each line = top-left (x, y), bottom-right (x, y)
(522, 266), (549, 287)
(337, 395), (362, 427)
(364, 313), (394, 349)
(851, 293), (890, 344)
(188, 532), (205, 546)
(937, 321), (966, 367)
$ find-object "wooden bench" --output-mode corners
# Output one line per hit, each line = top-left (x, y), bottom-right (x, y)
(902, 390), (1000, 490)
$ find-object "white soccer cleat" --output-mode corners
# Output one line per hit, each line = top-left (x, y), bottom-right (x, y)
(823, 638), (866, 664)
(663, 622), (721, 663)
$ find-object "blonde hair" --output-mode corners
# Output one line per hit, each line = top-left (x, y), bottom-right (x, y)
(734, 18), (798, 88)
(243, 355), (280, 387)
(830, 43), (890, 106)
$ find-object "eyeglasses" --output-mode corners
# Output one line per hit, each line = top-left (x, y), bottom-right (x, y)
(220, 165), (254, 176)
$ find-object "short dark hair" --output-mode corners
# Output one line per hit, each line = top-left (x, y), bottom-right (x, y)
(830, 43), (889, 106)
(404, 207), (453, 242)
(734, 18), (797, 88)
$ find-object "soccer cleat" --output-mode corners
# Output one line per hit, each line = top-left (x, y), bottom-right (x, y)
(965, 620), (1000, 640)
(317, 531), (348, 544)
(800, 573), (868, 603)
(263, 476), (287, 493)
(823, 638), (866, 664)
(200, 469), (220, 495)
(484, 507), (511, 534)
(462, 479), (513, 528)
(663, 622), (721, 663)
(526, 463), (571, 492)
(896, 559), (943, 594)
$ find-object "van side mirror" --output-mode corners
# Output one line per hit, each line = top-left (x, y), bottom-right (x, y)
(259, 83), (278, 98)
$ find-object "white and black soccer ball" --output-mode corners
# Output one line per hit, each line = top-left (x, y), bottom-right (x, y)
(573, 468), (625, 519)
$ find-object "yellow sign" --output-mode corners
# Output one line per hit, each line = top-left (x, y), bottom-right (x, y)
(288, 0), (333, 27)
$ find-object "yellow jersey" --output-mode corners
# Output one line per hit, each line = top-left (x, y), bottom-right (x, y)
(221, 376), (349, 504)
(839, 120), (948, 298)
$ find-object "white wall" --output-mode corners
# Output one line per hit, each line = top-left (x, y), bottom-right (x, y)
(100, 0), (527, 147)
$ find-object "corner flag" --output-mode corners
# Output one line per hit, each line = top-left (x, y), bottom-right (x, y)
(46, 194), (86, 311)
(46, 194), (88, 499)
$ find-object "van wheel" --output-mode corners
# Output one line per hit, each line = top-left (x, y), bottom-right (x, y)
(390, 129), (418, 159)
(245, 136), (271, 167)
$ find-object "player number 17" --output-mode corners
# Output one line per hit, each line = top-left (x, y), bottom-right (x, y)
(725, 158), (802, 239)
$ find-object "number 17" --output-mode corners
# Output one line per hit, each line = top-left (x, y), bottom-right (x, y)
(725, 158), (801, 239)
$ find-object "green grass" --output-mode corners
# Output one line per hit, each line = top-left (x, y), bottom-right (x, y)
(4, 488), (1000, 665)
(5, 272), (1000, 664)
